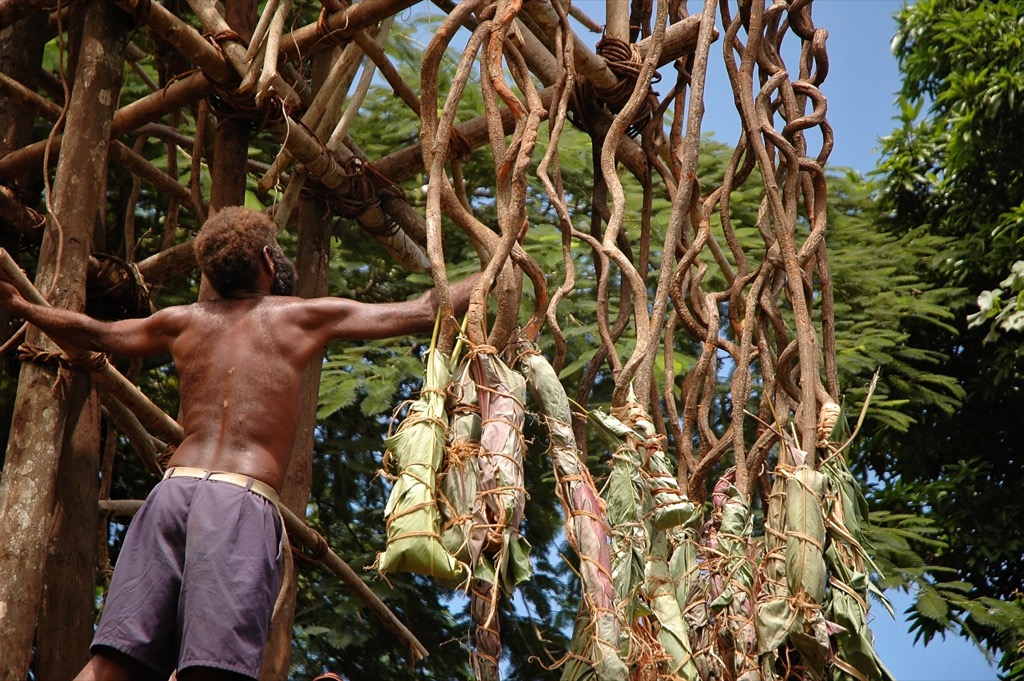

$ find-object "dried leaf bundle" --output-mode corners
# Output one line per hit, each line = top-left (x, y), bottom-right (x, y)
(821, 445), (896, 681)
(519, 348), (626, 680)
(440, 361), (483, 564)
(468, 349), (532, 594)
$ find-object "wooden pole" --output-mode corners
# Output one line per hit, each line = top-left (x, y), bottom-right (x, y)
(0, 3), (126, 678)
(606, 0), (630, 42)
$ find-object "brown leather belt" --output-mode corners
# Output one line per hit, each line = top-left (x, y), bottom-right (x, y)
(162, 466), (280, 507)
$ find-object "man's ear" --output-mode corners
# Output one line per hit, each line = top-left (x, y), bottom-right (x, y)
(262, 245), (275, 273)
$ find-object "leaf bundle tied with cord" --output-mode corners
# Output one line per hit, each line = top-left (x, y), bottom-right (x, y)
(466, 346), (532, 595)
(519, 346), (626, 681)
(373, 318), (467, 583)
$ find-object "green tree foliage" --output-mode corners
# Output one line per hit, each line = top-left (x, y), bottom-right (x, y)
(869, 0), (1024, 670)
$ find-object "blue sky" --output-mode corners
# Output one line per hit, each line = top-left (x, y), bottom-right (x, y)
(407, 1), (1001, 678)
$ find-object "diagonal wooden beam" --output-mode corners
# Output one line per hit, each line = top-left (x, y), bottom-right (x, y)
(278, 0), (420, 63)
(0, 71), (215, 183)
(0, 71), (205, 217)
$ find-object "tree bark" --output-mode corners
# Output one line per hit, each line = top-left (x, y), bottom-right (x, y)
(36, 383), (102, 680)
(259, 196), (332, 681)
(209, 0), (257, 212)
(0, 3), (127, 678)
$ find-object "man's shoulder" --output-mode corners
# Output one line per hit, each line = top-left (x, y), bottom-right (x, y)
(147, 303), (201, 333)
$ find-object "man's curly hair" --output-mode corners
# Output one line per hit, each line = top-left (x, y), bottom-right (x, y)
(194, 207), (293, 296)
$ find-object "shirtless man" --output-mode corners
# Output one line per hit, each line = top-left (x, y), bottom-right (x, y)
(0, 207), (480, 681)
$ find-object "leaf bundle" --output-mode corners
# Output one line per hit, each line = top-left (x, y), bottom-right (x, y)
(439, 361), (483, 564)
(590, 408), (650, 630)
(782, 465), (832, 675)
(708, 476), (759, 680)
(468, 349), (532, 595)
(519, 349), (627, 680)
(821, 453), (896, 681)
(645, 532), (700, 680)
(373, 348), (467, 581)
(621, 400), (694, 532)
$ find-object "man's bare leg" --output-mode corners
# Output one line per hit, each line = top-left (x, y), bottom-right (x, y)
(73, 648), (150, 681)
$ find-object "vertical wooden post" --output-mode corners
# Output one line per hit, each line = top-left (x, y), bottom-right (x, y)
(259, 196), (333, 681)
(209, 0), (258, 212)
(36, 384), (102, 679)
(606, 0), (630, 42)
(0, 2), (127, 678)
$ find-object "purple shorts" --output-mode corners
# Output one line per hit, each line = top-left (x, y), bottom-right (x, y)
(92, 475), (283, 679)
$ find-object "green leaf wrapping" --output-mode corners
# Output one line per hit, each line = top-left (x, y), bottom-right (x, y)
(439, 361), (481, 563)
(826, 547), (897, 681)
(645, 532), (699, 679)
(756, 466), (799, 661)
(785, 467), (829, 603)
(617, 398), (695, 531)
(373, 349), (467, 581)
(820, 450), (896, 681)
(784, 466), (831, 675)
(591, 409), (649, 629)
(709, 477), (758, 679)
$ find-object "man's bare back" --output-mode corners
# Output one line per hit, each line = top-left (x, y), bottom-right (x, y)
(162, 288), (467, 491)
(164, 294), (316, 491)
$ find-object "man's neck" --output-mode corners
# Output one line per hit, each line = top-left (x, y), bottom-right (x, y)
(220, 288), (271, 300)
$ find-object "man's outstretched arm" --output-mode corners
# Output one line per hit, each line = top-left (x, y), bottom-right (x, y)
(0, 280), (181, 357)
(297, 272), (484, 344)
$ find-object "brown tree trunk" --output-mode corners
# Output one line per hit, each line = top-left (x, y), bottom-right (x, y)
(259, 43), (339, 677)
(209, 0), (256, 212)
(36, 383), (102, 681)
(0, 2), (126, 679)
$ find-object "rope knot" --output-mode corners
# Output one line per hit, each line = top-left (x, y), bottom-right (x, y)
(571, 37), (660, 139)
(316, 157), (405, 236)
(17, 343), (108, 398)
